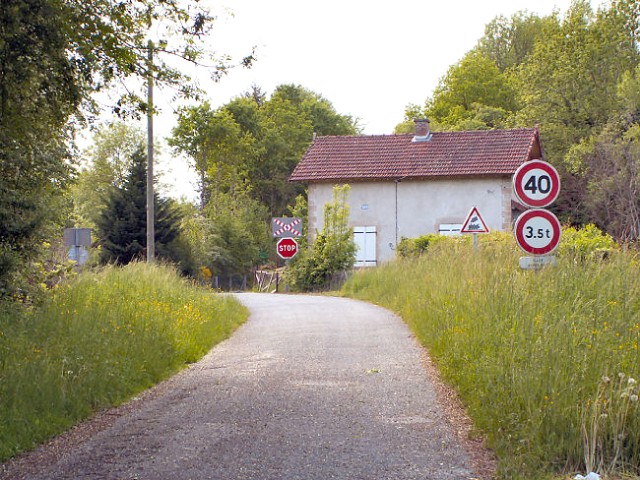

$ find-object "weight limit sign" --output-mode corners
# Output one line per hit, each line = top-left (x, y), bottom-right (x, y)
(514, 209), (562, 256)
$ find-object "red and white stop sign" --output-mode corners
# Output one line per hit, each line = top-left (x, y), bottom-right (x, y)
(514, 209), (562, 256)
(513, 159), (561, 208)
(276, 237), (298, 259)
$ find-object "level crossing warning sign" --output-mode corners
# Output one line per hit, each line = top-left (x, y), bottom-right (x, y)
(460, 207), (490, 234)
(271, 217), (303, 238)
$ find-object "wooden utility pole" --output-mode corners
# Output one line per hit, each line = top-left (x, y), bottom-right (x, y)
(146, 40), (155, 262)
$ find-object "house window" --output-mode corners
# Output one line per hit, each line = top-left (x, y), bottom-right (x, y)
(354, 226), (377, 267)
(438, 223), (462, 236)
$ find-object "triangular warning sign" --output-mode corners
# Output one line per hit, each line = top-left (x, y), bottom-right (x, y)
(461, 207), (490, 234)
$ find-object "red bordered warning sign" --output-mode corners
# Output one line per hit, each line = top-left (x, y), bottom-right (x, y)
(514, 209), (562, 256)
(513, 160), (561, 208)
(461, 207), (490, 234)
(276, 237), (299, 259)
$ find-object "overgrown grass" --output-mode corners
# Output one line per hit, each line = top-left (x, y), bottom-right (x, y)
(0, 262), (247, 461)
(342, 232), (640, 479)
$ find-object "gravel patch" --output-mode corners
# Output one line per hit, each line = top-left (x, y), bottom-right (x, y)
(1, 293), (494, 480)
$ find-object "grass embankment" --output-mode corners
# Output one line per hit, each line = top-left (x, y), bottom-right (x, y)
(342, 232), (640, 479)
(0, 262), (247, 461)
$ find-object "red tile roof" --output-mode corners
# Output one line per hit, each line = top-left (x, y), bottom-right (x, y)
(290, 127), (541, 182)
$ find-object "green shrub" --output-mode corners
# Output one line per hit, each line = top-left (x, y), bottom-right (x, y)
(559, 224), (619, 262)
(397, 224), (618, 262)
(397, 231), (517, 258)
(287, 185), (356, 291)
(397, 234), (444, 257)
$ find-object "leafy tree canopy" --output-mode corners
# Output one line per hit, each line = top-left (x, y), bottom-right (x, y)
(403, 50), (518, 131)
(1, 0), (250, 295)
(477, 11), (557, 72)
(398, 0), (640, 240)
(1, 0), (78, 295)
(513, 0), (638, 159)
(171, 84), (359, 216)
(72, 122), (146, 229)
(60, 0), (254, 115)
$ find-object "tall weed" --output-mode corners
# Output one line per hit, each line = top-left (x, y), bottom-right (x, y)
(0, 262), (247, 461)
(343, 233), (640, 479)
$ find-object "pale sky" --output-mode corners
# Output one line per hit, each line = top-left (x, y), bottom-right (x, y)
(140, 0), (607, 199)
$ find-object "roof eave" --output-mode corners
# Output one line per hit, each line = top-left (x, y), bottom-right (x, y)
(290, 172), (517, 183)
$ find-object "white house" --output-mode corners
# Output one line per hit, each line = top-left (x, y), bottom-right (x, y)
(289, 120), (543, 266)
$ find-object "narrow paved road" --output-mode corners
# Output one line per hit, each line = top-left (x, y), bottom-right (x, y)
(12, 293), (481, 479)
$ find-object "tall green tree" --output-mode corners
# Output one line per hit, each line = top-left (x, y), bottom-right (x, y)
(513, 1), (638, 160)
(233, 84), (359, 214)
(0, 0), (79, 295)
(399, 1), (640, 233)
(564, 65), (640, 239)
(583, 125), (640, 241)
(171, 84), (359, 216)
(177, 190), (271, 281)
(203, 191), (271, 278)
(1, 0), (251, 294)
(59, 0), (254, 115)
(169, 104), (254, 208)
(478, 11), (557, 72)
(510, 1), (639, 225)
(72, 122), (146, 229)
(402, 50), (517, 131)
(168, 103), (216, 208)
(96, 148), (180, 264)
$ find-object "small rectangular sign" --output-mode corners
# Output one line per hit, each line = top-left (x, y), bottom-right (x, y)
(519, 256), (557, 270)
(64, 228), (92, 247)
(271, 217), (303, 238)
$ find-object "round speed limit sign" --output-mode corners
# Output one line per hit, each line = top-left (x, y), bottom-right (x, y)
(514, 209), (562, 255)
(513, 159), (561, 208)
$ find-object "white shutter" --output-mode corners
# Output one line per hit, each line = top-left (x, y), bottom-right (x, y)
(354, 226), (377, 267)
(438, 223), (462, 236)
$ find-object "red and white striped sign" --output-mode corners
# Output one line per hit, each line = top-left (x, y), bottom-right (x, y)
(271, 217), (303, 238)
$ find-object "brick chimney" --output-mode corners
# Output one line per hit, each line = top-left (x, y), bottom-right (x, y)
(412, 118), (432, 142)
